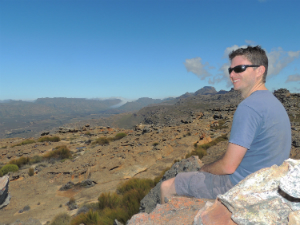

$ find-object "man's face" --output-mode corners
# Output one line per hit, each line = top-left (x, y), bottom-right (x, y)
(230, 55), (257, 98)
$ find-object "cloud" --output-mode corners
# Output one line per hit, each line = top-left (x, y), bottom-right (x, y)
(223, 44), (247, 58)
(267, 49), (300, 78)
(184, 57), (212, 80)
(245, 40), (256, 45)
(285, 74), (300, 83)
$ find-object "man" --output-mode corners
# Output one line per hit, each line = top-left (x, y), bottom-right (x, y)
(160, 46), (291, 203)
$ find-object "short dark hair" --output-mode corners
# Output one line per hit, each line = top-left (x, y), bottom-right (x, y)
(229, 45), (268, 83)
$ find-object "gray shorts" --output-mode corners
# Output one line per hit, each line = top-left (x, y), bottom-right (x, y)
(175, 171), (234, 199)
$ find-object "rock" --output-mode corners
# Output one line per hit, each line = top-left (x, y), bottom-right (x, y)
(40, 131), (50, 136)
(128, 197), (206, 225)
(76, 205), (89, 215)
(0, 175), (10, 209)
(139, 156), (202, 213)
(66, 199), (78, 210)
(194, 200), (236, 225)
(80, 179), (97, 188)
(289, 211), (300, 225)
(59, 181), (75, 191)
(280, 162), (300, 198)
(217, 158), (300, 224)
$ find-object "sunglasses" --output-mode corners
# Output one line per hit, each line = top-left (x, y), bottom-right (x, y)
(228, 65), (260, 74)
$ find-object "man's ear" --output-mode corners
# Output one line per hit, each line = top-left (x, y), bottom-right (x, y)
(256, 66), (266, 79)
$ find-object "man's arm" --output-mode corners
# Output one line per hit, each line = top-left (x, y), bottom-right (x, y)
(200, 143), (247, 175)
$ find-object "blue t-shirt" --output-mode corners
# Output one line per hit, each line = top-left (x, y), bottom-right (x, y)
(229, 90), (291, 185)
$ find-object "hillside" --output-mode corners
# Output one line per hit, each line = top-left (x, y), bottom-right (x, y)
(0, 87), (299, 224)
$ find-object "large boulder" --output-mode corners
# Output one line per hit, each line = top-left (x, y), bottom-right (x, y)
(0, 175), (10, 209)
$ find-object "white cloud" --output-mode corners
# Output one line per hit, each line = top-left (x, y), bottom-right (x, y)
(184, 57), (212, 80)
(267, 48), (300, 78)
(245, 40), (256, 45)
(285, 74), (300, 83)
(223, 44), (247, 58)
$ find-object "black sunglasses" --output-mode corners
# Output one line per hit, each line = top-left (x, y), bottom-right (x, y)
(228, 65), (260, 74)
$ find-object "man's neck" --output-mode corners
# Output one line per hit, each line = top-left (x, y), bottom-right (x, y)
(242, 82), (268, 99)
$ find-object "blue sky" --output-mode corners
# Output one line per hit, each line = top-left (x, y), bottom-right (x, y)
(0, 0), (300, 101)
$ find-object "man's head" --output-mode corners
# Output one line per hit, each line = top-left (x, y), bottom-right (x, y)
(229, 46), (268, 83)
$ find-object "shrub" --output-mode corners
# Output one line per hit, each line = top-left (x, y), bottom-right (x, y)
(85, 132), (92, 136)
(50, 213), (71, 225)
(30, 155), (43, 164)
(69, 197), (76, 204)
(99, 207), (128, 224)
(1, 146), (7, 149)
(117, 178), (155, 195)
(98, 192), (121, 210)
(9, 156), (30, 168)
(0, 170), (3, 177)
(93, 137), (110, 146)
(12, 139), (36, 147)
(152, 142), (159, 146)
(121, 189), (145, 217)
(70, 210), (100, 225)
(0, 164), (19, 175)
(38, 136), (60, 142)
(28, 168), (34, 176)
(43, 145), (72, 160)
(113, 133), (127, 140)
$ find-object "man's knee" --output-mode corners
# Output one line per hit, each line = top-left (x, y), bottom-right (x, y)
(160, 177), (177, 203)
(161, 178), (176, 192)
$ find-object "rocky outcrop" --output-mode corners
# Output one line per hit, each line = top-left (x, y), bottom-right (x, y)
(139, 156), (203, 213)
(130, 159), (300, 225)
(0, 175), (10, 209)
(130, 197), (207, 225)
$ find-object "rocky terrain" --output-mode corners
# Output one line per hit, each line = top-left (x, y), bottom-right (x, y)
(0, 87), (299, 224)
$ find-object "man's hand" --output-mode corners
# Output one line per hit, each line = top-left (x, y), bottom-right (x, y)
(200, 143), (247, 175)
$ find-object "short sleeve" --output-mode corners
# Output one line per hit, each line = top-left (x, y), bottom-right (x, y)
(229, 104), (262, 149)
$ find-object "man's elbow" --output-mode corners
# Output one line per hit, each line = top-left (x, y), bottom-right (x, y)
(223, 165), (237, 174)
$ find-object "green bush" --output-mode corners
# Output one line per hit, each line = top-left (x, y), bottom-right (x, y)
(121, 189), (145, 217)
(30, 155), (43, 164)
(113, 133), (127, 140)
(117, 178), (155, 195)
(0, 164), (19, 175)
(152, 142), (159, 146)
(98, 192), (121, 210)
(70, 210), (100, 225)
(43, 145), (72, 160)
(28, 168), (34, 176)
(0, 170), (3, 177)
(99, 207), (128, 224)
(38, 136), (61, 142)
(50, 213), (71, 225)
(9, 156), (30, 168)
(12, 139), (36, 147)
(93, 137), (110, 146)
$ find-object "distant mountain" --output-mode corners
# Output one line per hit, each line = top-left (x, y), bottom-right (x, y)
(217, 90), (228, 94)
(194, 86), (217, 95)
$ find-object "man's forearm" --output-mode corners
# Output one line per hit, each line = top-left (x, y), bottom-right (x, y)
(200, 158), (229, 175)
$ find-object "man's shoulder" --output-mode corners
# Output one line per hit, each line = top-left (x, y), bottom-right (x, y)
(240, 90), (280, 108)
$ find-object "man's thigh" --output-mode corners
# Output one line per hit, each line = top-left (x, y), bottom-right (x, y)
(174, 171), (233, 199)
